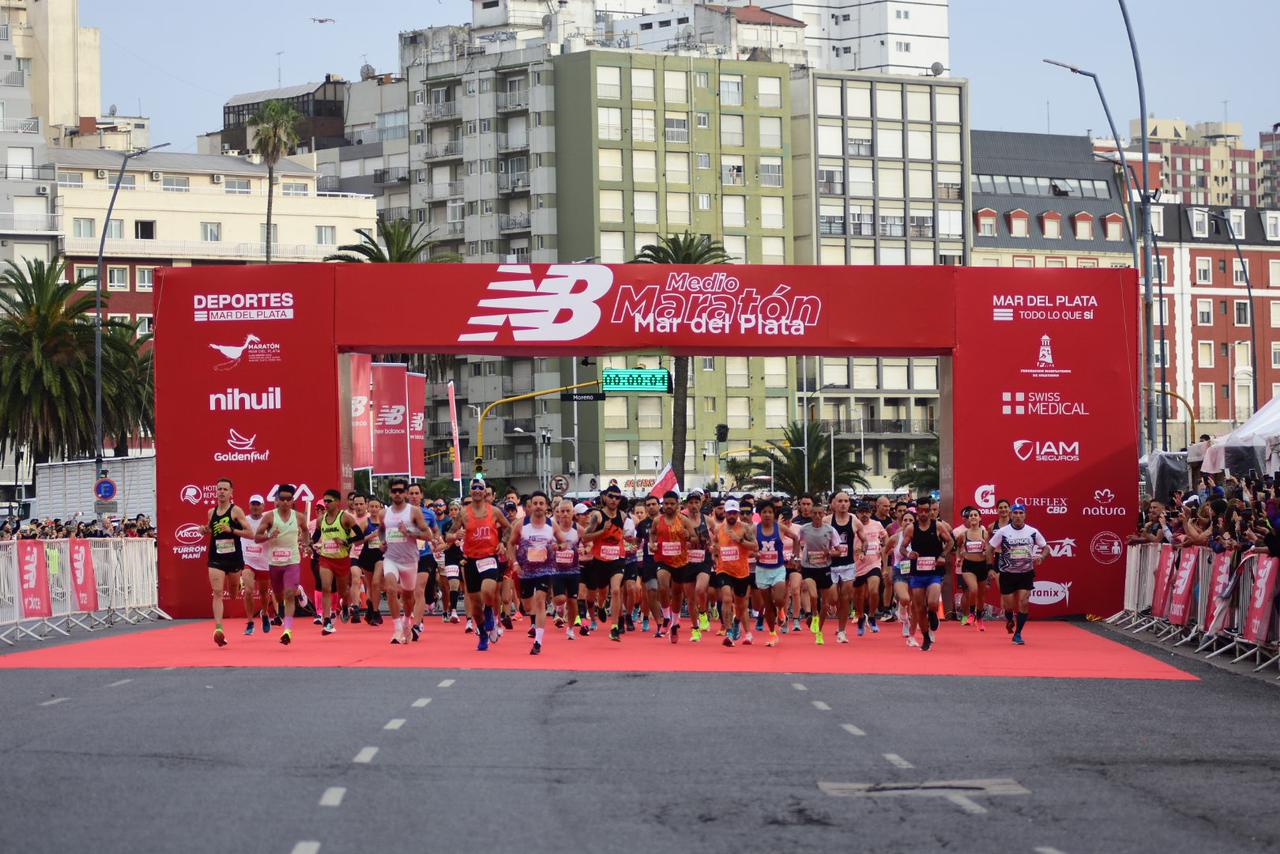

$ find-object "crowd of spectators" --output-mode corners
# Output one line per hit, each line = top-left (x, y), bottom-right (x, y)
(0, 514), (155, 541)
(1129, 472), (1280, 558)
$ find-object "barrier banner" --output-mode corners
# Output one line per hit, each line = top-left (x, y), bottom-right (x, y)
(69, 539), (99, 613)
(1167, 546), (1202, 626)
(447, 380), (462, 481)
(1242, 556), (1278, 643)
(1150, 544), (1178, 619)
(371, 363), (410, 476)
(1203, 551), (1236, 631)
(408, 372), (426, 479)
(351, 353), (373, 470)
(16, 540), (52, 619)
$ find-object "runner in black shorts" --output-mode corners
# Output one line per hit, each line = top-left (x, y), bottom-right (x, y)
(581, 485), (631, 642)
(353, 497), (385, 626)
(636, 495), (662, 633)
(957, 506), (992, 630)
(682, 491), (715, 641)
(202, 478), (253, 648)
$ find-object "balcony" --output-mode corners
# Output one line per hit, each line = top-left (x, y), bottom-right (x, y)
(665, 127), (689, 144)
(377, 206), (410, 223)
(496, 90), (529, 111)
(505, 247), (531, 265)
(373, 166), (409, 184)
(317, 175), (341, 192)
(0, 164), (56, 181)
(435, 220), (465, 239)
(62, 236), (333, 262)
(505, 418), (536, 435)
(0, 69), (25, 87)
(817, 181), (844, 196)
(830, 418), (939, 437)
(498, 212), (530, 231)
(0, 117), (39, 134)
(424, 180), (463, 201)
(426, 101), (458, 120)
(497, 172), (529, 193)
(0, 212), (59, 233)
(424, 140), (463, 160)
(497, 133), (528, 152)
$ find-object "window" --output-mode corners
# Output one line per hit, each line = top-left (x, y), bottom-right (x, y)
(758, 116), (782, 149)
(107, 266), (129, 291)
(1270, 301), (1280, 328)
(758, 76), (782, 108)
(72, 217), (94, 239)
(666, 192), (690, 225)
(723, 235), (746, 263)
(727, 396), (750, 430)
(637, 396), (662, 428)
(136, 314), (154, 335)
(1235, 300), (1251, 326)
(598, 107), (622, 141)
(638, 440), (663, 470)
(604, 440), (629, 471)
(134, 220), (156, 240)
(764, 397), (787, 429)
(599, 148), (623, 182)
(603, 397), (628, 429)
(1271, 343), (1280, 370)
(760, 196), (784, 230)
(282, 182), (307, 197)
(634, 191), (658, 225)
(225, 177), (250, 194)
(665, 152), (689, 185)
(696, 111), (710, 129)
(876, 125), (903, 158)
(907, 128), (931, 159)
(701, 357), (716, 372)
(725, 357), (750, 387)
(1197, 298), (1212, 325)
(599, 231), (625, 263)
(633, 108), (656, 142)
(761, 236), (784, 264)
(977, 212), (996, 237)
(721, 154), (744, 186)
(596, 66), (621, 99)
(57, 171), (84, 188)
(117, 174), (136, 191)
(720, 114), (744, 147)
(136, 268), (155, 292)
(1196, 257), (1212, 284)
(759, 156), (783, 188)
(1010, 215), (1029, 238)
(664, 70), (688, 103)
(896, 40), (912, 52)
(633, 149), (657, 183)
(162, 175), (189, 193)
(1233, 259), (1250, 285)
(719, 74), (743, 106)
(664, 112), (688, 144)
(1191, 208), (1209, 237)
(200, 222), (221, 242)
(1105, 217), (1124, 241)
(822, 357), (849, 386)
(1152, 339), (1168, 368)
(696, 152), (711, 170)
(697, 193), (711, 211)
(315, 225), (336, 245)
(1197, 341), (1214, 368)
(73, 265), (95, 289)
(1265, 212), (1280, 240)
(1228, 209), (1246, 239)
(722, 195), (745, 229)
(817, 125), (844, 157)
(936, 129), (961, 162)
(599, 189), (624, 222)
(1149, 206), (1164, 237)
(1074, 215), (1093, 239)
(631, 68), (654, 101)
(1272, 259), (1280, 288)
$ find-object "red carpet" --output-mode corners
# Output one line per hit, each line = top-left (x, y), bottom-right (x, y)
(0, 617), (1194, 680)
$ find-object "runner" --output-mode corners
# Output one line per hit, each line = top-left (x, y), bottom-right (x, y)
(900, 495), (954, 651)
(314, 489), (358, 636)
(252, 484), (308, 646)
(889, 510), (917, 646)
(581, 485), (631, 642)
(853, 501), (886, 636)
(827, 491), (861, 643)
(407, 484), (441, 642)
(239, 494), (273, 636)
(651, 490), (695, 642)
(988, 502), (1047, 645)
(201, 478), (252, 647)
(715, 499), (758, 646)
(353, 495), (386, 626)
(507, 491), (563, 655)
(435, 500), (463, 624)
(871, 496), (896, 620)
(636, 494), (663, 634)
(754, 499), (799, 646)
(798, 503), (841, 645)
(957, 506), (991, 630)
(451, 478), (513, 651)
(381, 478), (433, 645)
(621, 499), (645, 633)
(573, 502), (595, 635)
(781, 505), (805, 634)
(681, 490), (715, 642)
(551, 499), (583, 640)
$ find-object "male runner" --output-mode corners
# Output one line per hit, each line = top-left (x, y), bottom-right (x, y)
(202, 478), (252, 647)
(871, 496), (895, 619)
(434, 500), (462, 624)
(636, 495), (662, 634)
(754, 499), (799, 646)
(900, 495), (954, 651)
(451, 478), (513, 651)
(827, 491), (862, 643)
(315, 489), (358, 636)
(253, 484), (308, 645)
(353, 495), (386, 626)
(240, 494), (273, 636)
(508, 491), (564, 654)
(853, 502), (886, 636)
(798, 503), (841, 645)
(715, 499), (758, 646)
(551, 499), (583, 640)
(680, 490), (715, 642)
(988, 502), (1047, 645)
(652, 490), (695, 643)
(381, 478), (433, 644)
(407, 484), (441, 642)
(581, 485), (631, 642)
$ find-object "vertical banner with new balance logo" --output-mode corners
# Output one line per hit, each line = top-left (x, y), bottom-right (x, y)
(371, 363), (410, 476)
(69, 539), (99, 613)
(1242, 556), (1278, 643)
(350, 353), (373, 471)
(17, 539), (52, 619)
(408, 372), (426, 480)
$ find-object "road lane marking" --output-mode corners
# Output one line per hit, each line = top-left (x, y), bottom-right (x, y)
(39, 697), (69, 706)
(107, 679), (133, 688)
(352, 747), (378, 764)
(791, 682), (808, 691)
(384, 719), (406, 731)
(946, 794), (988, 814)
(819, 778), (1031, 813)
(811, 700), (831, 711)
(319, 788), (346, 807)
(840, 723), (866, 736)
(290, 843), (321, 854)
(883, 753), (914, 769)
(411, 698), (432, 708)
(1034, 848), (1068, 854)
(437, 679), (455, 688)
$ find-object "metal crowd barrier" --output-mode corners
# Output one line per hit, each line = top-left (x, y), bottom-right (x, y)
(1110, 542), (1279, 678)
(0, 538), (168, 645)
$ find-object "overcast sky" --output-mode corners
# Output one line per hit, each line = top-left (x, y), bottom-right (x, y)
(84, 0), (1278, 154)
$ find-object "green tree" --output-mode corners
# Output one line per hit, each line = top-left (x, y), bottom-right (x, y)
(102, 321), (154, 457)
(723, 456), (755, 491)
(247, 99), (302, 264)
(324, 217), (459, 264)
(891, 442), (940, 496)
(632, 231), (731, 489)
(748, 420), (870, 499)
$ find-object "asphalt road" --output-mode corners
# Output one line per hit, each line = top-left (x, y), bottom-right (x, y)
(2, 625), (1278, 854)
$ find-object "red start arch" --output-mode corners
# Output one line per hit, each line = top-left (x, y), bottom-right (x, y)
(154, 264), (1138, 619)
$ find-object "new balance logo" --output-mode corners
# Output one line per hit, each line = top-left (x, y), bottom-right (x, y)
(458, 265), (614, 342)
(376, 405), (406, 427)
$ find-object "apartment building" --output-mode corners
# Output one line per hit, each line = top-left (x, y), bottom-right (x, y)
(54, 149), (375, 329)
(760, 0), (949, 74)
(205, 77), (349, 156)
(1134, 118), (1263, 209)
(1260, 127), (1279, 209)
(0, 17), (57, 268)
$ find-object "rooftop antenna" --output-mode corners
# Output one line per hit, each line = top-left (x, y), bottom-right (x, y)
(276, 51), (284, 87)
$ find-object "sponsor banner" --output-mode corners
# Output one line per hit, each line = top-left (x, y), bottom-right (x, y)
(69, 539), (100, 613)
(408, 372), (427, 480)
(351, 354), (373, 470)
(1242, 556), (1278, 644)
(371, 363), (410, 477)
(1203, 551), (1236, 632)
(16, 539), (52, 619)
(1149, 545), (1178, 619)
(1166, 546), (1203, 626)
(448, 380), (462, 481)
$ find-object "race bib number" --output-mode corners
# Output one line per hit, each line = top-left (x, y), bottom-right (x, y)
(599, 545), (622, 561)
(759, 548), (778, 564)
(555, 549), (575, 566)
(688, 549), (706, 563)
(368, 536), (383, 549)
(527, 546), (548, 563)
(897, 560), (912, 575)
(215, 539), (236, 554)
(917, 556), (937, 572)
(433, 551), (445, 563)
(965, 540), (985, 554)
(720, 545), (740, 563)
(321, 540), (341, 554)
(834, 544), (848, 557)
(476, 556), (498, 572)
(865, 540), (881, 556)
(386, 528), (406, 543)
(661, 541), (683, 557)
(810, 552), (830, 567)
(244, 543), (263, 559)
(271, 548), (293, 562)
(1010, 546), (1031, 560)
(783, 547), (794, 561)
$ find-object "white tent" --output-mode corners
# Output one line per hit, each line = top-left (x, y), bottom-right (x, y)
(1201, 396), (1280, 475)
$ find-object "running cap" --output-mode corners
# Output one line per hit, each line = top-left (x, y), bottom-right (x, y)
(687, 489), (705, 498)
(603, 484), (623, 496)
(469, 478), (486, 491)
(249, 494), (265, 504)
(573, 503), (590, 515)
(1010, 502), (1027, 512)
(724, 499), (741, 513)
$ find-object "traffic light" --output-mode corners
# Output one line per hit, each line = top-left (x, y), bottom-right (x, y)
(715, 423), (729, 443)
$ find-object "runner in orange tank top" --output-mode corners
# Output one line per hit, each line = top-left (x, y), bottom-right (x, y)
(445, 478), (512, 652)
(652, 490), (696, 641)
(714, 499), (758, 648)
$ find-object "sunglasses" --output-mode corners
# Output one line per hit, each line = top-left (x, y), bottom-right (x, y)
(390, 487), (405, 494)
(323, 498), (335, 504)
(277, 496), (294, 502)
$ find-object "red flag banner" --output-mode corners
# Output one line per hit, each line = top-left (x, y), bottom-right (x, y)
(1150, 544), (1177, 619)
(648, 464), (679, 497)
(68, 539), (100, 613)
(1242, 556), (1278, 643)
(16, 539), (52, 619)
(408, 372), (426, 479)
(1166, 546), (1202, 626)
(351, 354), (373, 470)
(1203, 551), (1235, 631)
(371, 363), (410, 476)
(448, 380), (462, 481)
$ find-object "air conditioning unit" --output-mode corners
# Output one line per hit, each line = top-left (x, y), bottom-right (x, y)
(211, 174), (223, 184)
(36, 185), (48, 195)
(95, 169), (108, 179)
(150, 171), (162, 181)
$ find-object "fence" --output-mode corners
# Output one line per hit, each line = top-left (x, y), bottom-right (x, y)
(0, 539), (167, 645)
(1110, 543), (1279, 678)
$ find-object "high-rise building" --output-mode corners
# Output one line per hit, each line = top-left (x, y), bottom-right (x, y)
(758, 0), (949, 74)
(1133, 117), (1263, 208)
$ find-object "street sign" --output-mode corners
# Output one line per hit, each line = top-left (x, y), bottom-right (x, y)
(550, 474), (570, 494)
(560, 392), (606, 402)
(94, 500), (119, 515)
(94, 478), (118, 501)
(601, 368), (671, 393)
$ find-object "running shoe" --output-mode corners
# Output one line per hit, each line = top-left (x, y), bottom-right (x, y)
(214, 628), (227, 647)
(244, 621), (255, 636)
(906, 636), (919, 648)
(766, 630), (779, 647)
(743, 632), (754, 646)
(781, 622), (790, 635)
(449, 611), (460, 624)
(815, 631), (825, 646)
(928, 611), (940, 633)
(590, 619), (599, 633)
(655, 627), (667, 639)
(670, 624), (679, 644)
(313, 615), (324, 626)
(280, 629), (292, 646)
(625, 615), (636, 632)
(371, 611), (384, 626)
(566, 628), (576, 640)
(477, 633), (489, 652)
(959, 613), (970, 627)
(722, 635), (734, 647)
(921, 633), (933, 652)
(530, 641), (541, 655)
(836, 630), (848, 644)
(856, 621), (865, 639)
(977, 617), (985, 632)
(690, 628), (701, 643)
(809, 615), (820, 634)
(410, 623), (421, 642)
(901, 620), (911, 638)
(597, 605), (608, 623)
(698, 613), (711, 632)
(323, 618), (336, 636)
(755, 614), (765, 632)
(642, 616), (650, 633)
(632, 606), (642, 622)
(869, 618), (879, 634)
(262, 613), (271, 634)
(792, 618), (802, 633)
(465, 618), (475, 634)
(501, 612), (514, 631)
(351, 605), (362, 624)
(1012, 633), (1025, 646)
(527, 625), (537, 639)
(609, 625), (622, 642)
(573, 614), (582, 626)
(555, 615), (566, 628)
(365, 604), (377, 623)
(339, 607), (349, 624)
(880, 610), (897, 623)
(271, 615), (283, 627)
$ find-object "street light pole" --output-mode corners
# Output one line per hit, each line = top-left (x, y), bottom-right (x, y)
(95, 142), (169, 482)
(1211, 212), (1259, 417)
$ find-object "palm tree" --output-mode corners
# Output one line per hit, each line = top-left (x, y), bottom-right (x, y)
(748, 420), (870, 499)
(891, 442), (940, 496)
(723, 457), (755, 491)
(247, 99), (302, 264)
(632, 232), (731, 489)
(101, 322), (154, 457)
(325, 217), (459, 264)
